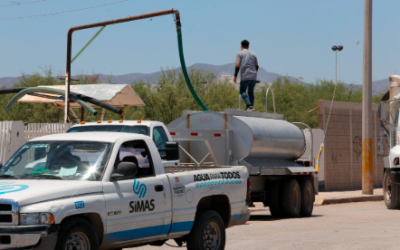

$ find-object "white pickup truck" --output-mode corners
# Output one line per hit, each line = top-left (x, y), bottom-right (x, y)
(68, 120), (179, 167)
(0, 132), (250, 250)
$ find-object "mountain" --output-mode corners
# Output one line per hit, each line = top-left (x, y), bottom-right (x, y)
(372, 78), (390, 95)
(0, 77), (30, 89)
(0, 63), (301, 88)
(0, 63), (392, 94)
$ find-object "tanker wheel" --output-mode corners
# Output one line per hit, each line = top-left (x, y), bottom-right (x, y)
(300, 179), (314, 217)
(268, 181), (284, 218)
(282, 179), (301, 218)
(384, 169), (400, 209)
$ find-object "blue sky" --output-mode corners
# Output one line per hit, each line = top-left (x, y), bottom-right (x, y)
(0, 0), (399, 84)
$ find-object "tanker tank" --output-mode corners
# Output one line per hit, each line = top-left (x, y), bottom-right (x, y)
(167, 111), (306, 165)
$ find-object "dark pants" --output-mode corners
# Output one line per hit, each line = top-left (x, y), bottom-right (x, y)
(240, 80), (256, 106)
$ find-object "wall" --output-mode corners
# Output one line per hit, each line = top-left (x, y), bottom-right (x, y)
(318, 100), (387, 191)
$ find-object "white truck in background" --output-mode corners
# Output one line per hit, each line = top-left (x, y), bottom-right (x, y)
(69, 108), (318, 218)
(381, 75), (400, 209)
(68, 120), (179, 167)
(0, 132), (250, 250)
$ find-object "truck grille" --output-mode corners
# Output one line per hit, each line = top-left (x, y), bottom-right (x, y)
(0, 205), (11, 212)
(0, 200), (18, 226)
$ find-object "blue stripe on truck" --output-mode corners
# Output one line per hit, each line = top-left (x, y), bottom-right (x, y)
(170, 221), (194, 233)
(106, 221), (193, 242)
(231, 213), (248, 220)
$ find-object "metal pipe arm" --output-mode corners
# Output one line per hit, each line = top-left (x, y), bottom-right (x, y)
(0, 87), (122, 114)
(4, 87), (97, 116)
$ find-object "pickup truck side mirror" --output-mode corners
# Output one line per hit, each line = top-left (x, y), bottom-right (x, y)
(159, 141), (180, 161)
(111, 162), (138, 181)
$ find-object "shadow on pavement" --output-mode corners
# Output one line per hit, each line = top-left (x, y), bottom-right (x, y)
(249, 214), (323, 221)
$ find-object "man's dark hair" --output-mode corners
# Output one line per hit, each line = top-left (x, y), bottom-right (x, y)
(241, 40), (250, 48)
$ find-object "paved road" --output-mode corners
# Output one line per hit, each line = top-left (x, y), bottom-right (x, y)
(127, 201), (400, 250)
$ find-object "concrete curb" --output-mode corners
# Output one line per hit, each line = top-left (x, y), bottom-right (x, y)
(314, 195), (383, 206)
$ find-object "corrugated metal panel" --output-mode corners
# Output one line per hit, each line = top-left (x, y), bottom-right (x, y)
(24, 123), (73, 141)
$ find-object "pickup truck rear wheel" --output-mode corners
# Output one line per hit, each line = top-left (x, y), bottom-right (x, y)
(282, 179), (301, 217)
(187, 210), (225, 250)
(384, 170), (400, 209)
(300, 179), (314, 217)
(56, 218), (99, 250)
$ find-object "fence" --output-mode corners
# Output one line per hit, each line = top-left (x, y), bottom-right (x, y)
(24, 123), (73, 141)
(0, 121), (73, 163)
(0, 121), (25, 164)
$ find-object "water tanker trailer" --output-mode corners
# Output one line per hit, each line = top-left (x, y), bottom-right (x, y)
(168, 109), (318, 217)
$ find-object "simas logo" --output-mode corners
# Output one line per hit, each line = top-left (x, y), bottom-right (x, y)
(129, 200), (155, 213)
(0, 182), (29, 195)
(133, 179), (147, 198)
(130, 180), (154, 213)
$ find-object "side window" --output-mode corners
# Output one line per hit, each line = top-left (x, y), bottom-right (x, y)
(114, 140), (154, 178)
(153, 127), (169, 159)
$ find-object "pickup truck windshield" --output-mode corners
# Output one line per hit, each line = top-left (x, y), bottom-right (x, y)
(0, 141), (112, 181)
(68, 125), (149, 135)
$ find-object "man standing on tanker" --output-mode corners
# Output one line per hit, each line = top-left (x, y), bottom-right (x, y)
(233, 40), (259, 112)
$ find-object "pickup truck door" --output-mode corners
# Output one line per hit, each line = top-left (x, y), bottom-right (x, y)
(103, 139), (171, 244)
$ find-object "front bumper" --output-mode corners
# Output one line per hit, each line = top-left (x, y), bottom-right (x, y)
(0, 225), (59, 250)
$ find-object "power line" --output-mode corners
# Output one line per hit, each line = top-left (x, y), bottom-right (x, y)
(0, 0), (131, 21)
(0, 0), (51, 8)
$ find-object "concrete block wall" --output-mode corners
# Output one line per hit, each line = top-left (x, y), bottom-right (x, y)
(319, 100), (387, 191)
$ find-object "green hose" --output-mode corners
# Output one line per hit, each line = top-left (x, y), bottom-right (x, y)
(176, 28), (209, 111)
(5, 87), (98, 116)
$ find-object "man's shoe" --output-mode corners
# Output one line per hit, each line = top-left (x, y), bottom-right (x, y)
(246, 106), (255, 112)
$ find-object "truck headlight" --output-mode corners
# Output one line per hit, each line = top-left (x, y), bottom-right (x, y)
(20, 213), (54, 225)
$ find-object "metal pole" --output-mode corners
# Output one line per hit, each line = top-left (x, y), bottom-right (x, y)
(362, 0), (373, 195)
(335, 51), (338, 86)
(64, 9), (180, 123)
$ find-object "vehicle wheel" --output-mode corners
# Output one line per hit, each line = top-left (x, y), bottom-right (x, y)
(187, 210), (225, 250)
(282, 179), (301, 218)
(383, 170), (400, 209)
(268, 182), (284, 217)
(300, 179), (314, 217)
(56, 218), (99, 250)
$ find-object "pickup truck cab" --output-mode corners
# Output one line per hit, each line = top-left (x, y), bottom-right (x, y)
(68, 120), (178, 167)
(0, 132), (250, 250)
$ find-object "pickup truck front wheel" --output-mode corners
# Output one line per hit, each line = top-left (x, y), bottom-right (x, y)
(187, 210), (226, 250)
(56, 218), (99, 250)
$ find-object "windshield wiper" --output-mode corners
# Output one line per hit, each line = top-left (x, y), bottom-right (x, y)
(0, 174), (17, 179)
(30, 174), (63, 180)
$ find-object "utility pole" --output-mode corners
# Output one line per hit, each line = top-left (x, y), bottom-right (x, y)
(362, 0), (373, 195)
